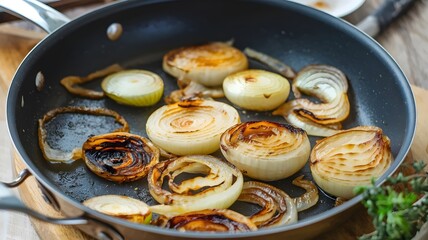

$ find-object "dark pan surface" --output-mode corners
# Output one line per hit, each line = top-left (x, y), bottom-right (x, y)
(7, 0), (416, 238)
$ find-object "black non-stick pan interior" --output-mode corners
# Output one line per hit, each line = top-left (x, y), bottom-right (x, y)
(7, 0), (415, 236)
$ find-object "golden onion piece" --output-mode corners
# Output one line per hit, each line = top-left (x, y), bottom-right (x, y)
(238, 181), (298, 228)
(148, 155), (243, 217)
(165, 80), (224, 104)
(82, 132), (159, 183)
(146, 99), (240, 155)
(243, 48), (296, 79)
(274, 64), (350, 136)
(83, 195), (152, 224)
(273, 107), (342, 137)
(220, 121), (310, 181)
(156, 209), (257, 232)
(292, 64), (348, 100)
(101, 69), (164, 107)
(223, 69), (291, 111)
(310, 126), (392, 199)
(163, 42), (248, 87)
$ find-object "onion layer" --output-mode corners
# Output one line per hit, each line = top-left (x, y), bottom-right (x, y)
(223, 69), (290, 111)
(244, 48), (296, 79)
(220, 121), (310, 181)
(146, 99), (240, 155)
(148, 155), (243, 217)
(273, 65), (350, 137)
(38, 106), (129, 163)
(60, 64), (124, 99)
(163, 42), (248, 87)
(101, 69), (164, 106)
(165, 80), (224, 104)
(238, 181), (297, 228)
(156, 209), (257, 232)
(83, 195), (152, 224)
(82, 132), (159, 183)
(310, 126), (392, 199)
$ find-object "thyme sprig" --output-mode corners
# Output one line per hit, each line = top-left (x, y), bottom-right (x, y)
(355, 161), (428, 240)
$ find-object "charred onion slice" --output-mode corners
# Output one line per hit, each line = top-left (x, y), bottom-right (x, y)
(146, 99), (240, 155)
(273, 64), (350, 136)
(60, 64), (124, 99)
(38, 106), (129, 163)
(82, 132), (159, 183)
(156, 209), (257, 232)
(223, 69), (290, 111)
(273, 107), (342, 137)
(292, 175), (319, 212)
(148, 155), (243, 217)
(163, 42), (248, 87)
(310, 126), (392, 199)
(101, 69), (164, 106)
(244, 47), (296, 79)
(220, 121), (310, 181)
(83, 195), (152, 224)
(238, 181), (297, 228)
(165, 80), (224, 104)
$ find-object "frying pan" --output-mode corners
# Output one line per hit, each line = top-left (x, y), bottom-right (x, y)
(0, 0), (416, 239)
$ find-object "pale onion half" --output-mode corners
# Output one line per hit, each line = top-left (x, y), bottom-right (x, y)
(310, 126), (392, 199)
(163, 42), (248, 87)
(148, 155), (244, 217)
(83, 195), (152, 224)
(101, 69), (164, 107)
(238, 181), (298, 228)
(220, 121), (310, 181)
(223, 69), (291, 111)
(156, 209), (257, 232)
(146, 99), (240, 155)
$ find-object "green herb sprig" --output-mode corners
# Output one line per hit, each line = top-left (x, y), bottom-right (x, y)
(355, 161), (428, 240)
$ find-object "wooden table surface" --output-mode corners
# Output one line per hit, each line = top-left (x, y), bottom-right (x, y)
(1, 0), (428, 239)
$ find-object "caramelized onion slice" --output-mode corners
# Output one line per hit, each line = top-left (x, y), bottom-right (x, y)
(156, 209), (257, 232)
(292, 175), (319, 212)
(244, 48), (296, 79)
(83, 195), (152, 224)
(165, 80), (224, 104)
(82, 132), (159, 183)
(38, 106), (129, 163)
(310, 126), (392, 199)
(148, 155), (243, 217)
(238, 181), (297, 228)
(163, 42), (248, 87)
(220, 121), (310, 181)
(60, 64), (124, 99)
(146, 99), (240, 155)
(223, 69), (291, 111)
(273, 105), (342, 137)
(292, 65), (348, 100)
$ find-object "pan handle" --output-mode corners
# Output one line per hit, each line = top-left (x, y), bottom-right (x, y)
(0, 169), (124, 240)
(0, 169), (87, 225)
(0, 0), (70, 33)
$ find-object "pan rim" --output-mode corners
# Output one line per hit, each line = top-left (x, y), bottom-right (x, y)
(6, 0), (416, 238)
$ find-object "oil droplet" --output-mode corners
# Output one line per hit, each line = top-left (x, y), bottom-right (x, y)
(107, 23), (123, 41)
(35, 71), (45, 91)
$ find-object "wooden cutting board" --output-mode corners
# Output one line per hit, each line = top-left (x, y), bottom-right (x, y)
(2, 28), (427, 240)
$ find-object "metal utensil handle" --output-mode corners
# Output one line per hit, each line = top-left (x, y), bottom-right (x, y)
(0, 169), (88, 225)
(357, 0), (418, 37)
(374, 0), (417, 32)
(0, 0), (70, 33)
(1, 169), (124, 240)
